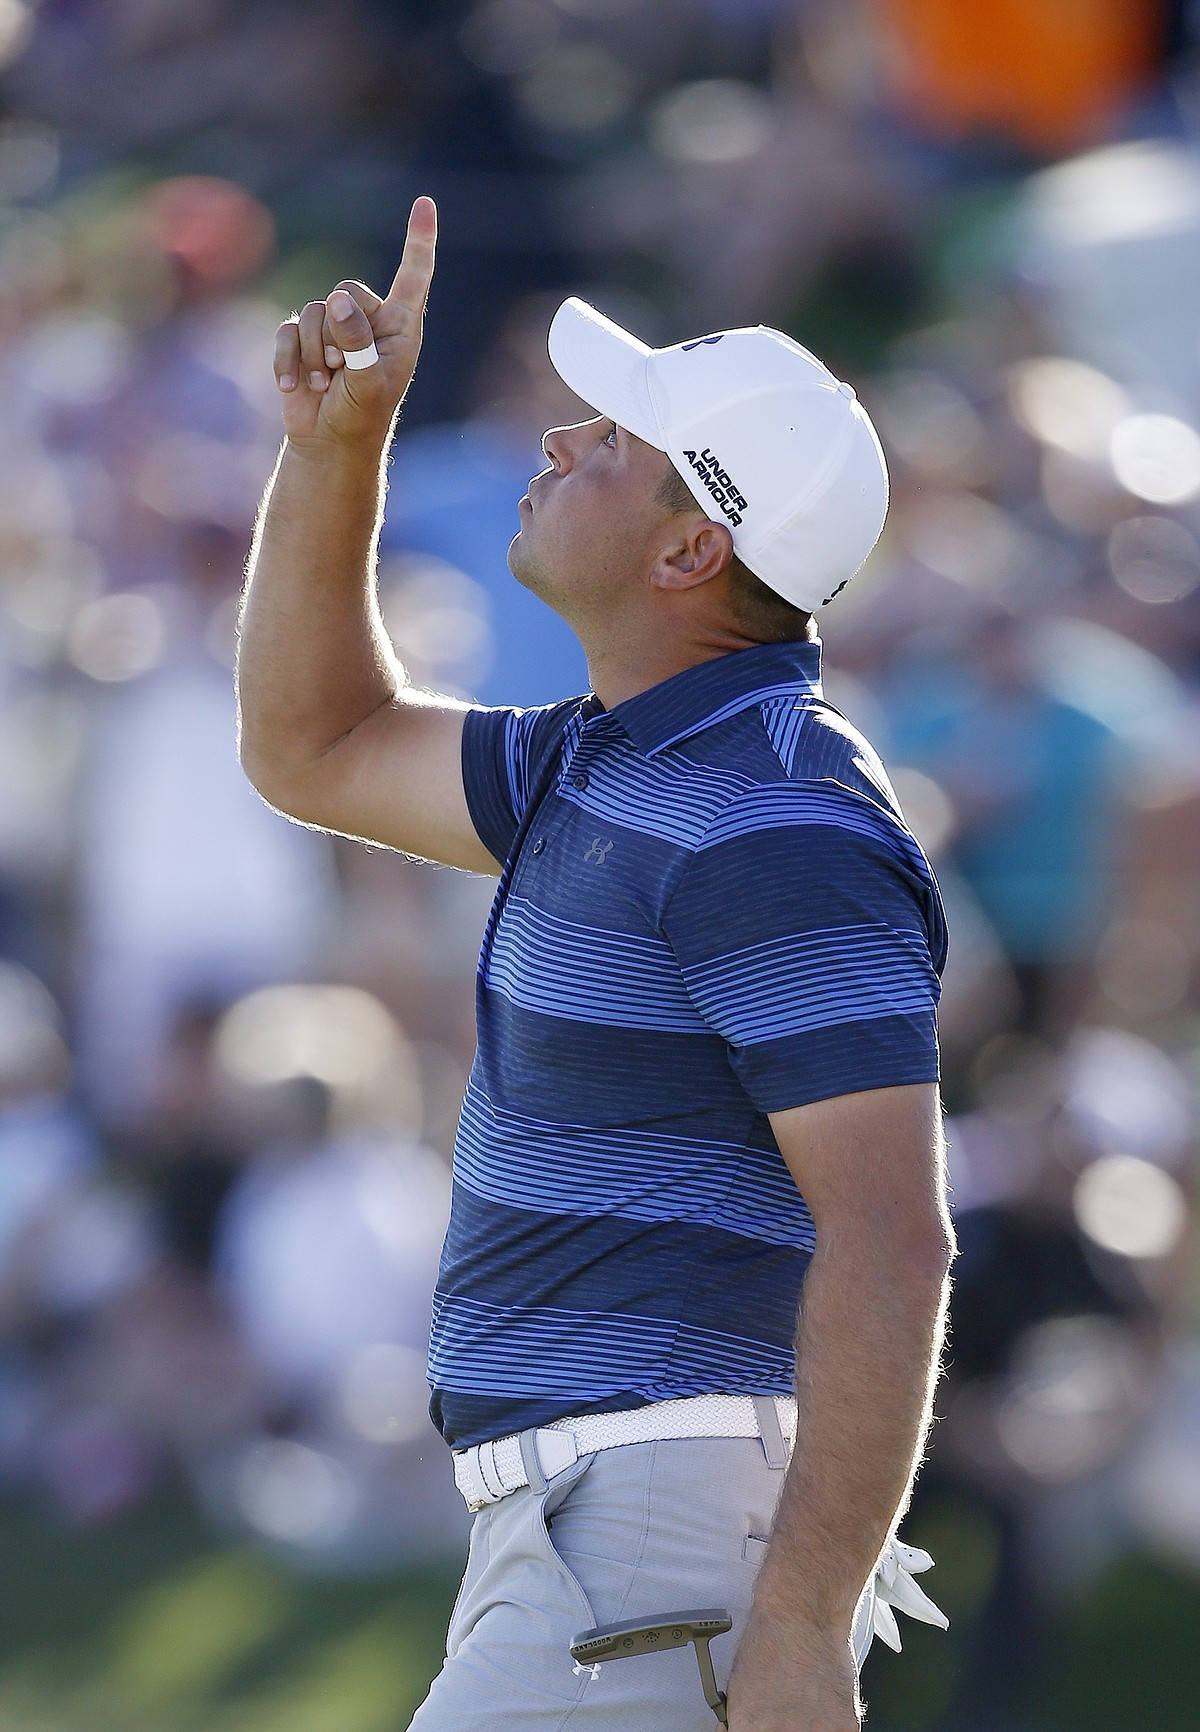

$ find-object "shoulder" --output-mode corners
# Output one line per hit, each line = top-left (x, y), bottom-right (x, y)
(681, 708), (947, 965)
(695, 696), (913, 848)
(781, 697), (905, 812)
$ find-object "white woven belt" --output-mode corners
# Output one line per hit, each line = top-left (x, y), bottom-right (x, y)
(452, 1393), (798, 1513)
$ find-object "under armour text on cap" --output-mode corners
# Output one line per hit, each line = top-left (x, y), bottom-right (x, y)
(547, 296), (890, 611)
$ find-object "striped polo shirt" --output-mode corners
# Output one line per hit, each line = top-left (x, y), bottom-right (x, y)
(429, 637), (947, 1450)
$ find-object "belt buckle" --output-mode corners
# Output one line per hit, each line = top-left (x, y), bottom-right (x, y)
(455, 1442), (501, 1512)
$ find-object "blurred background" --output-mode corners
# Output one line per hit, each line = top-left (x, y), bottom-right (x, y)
(0, 1), (1198, 1728)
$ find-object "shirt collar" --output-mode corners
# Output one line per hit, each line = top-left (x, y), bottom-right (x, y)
(588, 638), (823, 758)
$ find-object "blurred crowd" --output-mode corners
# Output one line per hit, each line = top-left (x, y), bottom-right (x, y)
(0, 2), (1198, 1726)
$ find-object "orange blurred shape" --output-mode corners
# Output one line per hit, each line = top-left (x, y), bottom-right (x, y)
(874, 0), (1167, 154)
(140, 175), (275, 288)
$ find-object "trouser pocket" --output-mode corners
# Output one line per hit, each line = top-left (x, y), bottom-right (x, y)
(532, 1451), (601, 1629)
(540, 1443), (664, 1637)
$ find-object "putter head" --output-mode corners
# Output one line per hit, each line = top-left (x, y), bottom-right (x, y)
(570, 1609), (732, 1664)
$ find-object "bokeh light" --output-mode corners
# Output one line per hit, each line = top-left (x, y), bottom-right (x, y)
(873, 370), (989, 484)
(1073, 1155), (1188, 1261)
(0, 958), (69, 1094)
(214, 985), (404, 1093)
(649, 80), (775, 164)
(67, 593), (166, 683)
(1096, 915), (1193, 1016)
(458, 0), (560, 76)
(997, 1316), (1142, 1482)
(889, 766), (956, 856)
(235, 1439), (356, 1545)
(21, 311), (131, 405)
(1107, 514), (1200, 604)
(904, 491), (1035, 591)
(1026, 139), (1200, 249)
(0, 0), (33, 71)
(1110, 413), (1200, 505)
(1063, 1027), (1193, 1167)
(1008, 357), (1129, 459)
(517, 43), (633, 136)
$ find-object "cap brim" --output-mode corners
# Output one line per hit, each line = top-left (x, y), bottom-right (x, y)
(547, 297), (662, 449)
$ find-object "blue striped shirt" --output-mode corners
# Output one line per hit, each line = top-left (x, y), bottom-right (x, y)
(430, 638), (947, 1448)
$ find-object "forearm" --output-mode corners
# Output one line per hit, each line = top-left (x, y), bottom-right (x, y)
(742, 1234), (951, 1646)
(236, 432), (405, 785)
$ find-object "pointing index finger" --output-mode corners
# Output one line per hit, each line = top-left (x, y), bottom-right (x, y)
(382, 195), (438, 319)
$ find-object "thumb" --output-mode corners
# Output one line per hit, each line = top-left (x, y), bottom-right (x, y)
(326, 288), (376, 357)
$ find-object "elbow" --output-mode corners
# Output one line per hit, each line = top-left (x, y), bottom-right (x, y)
(905, 1219), (957, 1283)
(237, 710), (293, 809)
(859, 1207), (955, 1285)
(237, 737), (305, 821)
(236, 735), (277, 802)
(815, 1208), (956, 1285)
(235, 707), (267, 790)
(897, 1181), (958, 1276)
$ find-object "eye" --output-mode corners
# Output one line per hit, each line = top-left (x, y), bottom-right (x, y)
(603, 421), (619, 446)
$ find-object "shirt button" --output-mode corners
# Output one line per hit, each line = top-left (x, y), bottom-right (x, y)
(531, 837), (546, 855)
(572, 772), (590, 790)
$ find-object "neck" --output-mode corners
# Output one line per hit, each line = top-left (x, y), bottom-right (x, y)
(582, 619), (763, 710)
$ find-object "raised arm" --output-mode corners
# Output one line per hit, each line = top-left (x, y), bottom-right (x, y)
(236, 195), (500, 873)
(726, 1082), (955, 1730)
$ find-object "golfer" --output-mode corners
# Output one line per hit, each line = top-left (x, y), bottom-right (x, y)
(238, 196), (955, 1731)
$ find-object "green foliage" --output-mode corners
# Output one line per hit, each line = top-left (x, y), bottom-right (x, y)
(1039, 1551), (1200, 1732)
(0, 1491), (459, 1732)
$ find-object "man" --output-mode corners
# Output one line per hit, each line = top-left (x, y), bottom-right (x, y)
(238, 196), (956, 1731)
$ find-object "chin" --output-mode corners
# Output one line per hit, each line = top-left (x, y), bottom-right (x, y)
(508, 534), (551, 601)
(507, 534), (534, 590)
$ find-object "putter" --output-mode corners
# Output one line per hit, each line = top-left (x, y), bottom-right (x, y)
(570, 1609), (733, 1727)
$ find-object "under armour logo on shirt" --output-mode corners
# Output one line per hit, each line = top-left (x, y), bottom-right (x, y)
(584, 837), (614, 864)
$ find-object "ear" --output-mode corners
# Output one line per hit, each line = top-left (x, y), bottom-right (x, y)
(650, 518), (734, 593)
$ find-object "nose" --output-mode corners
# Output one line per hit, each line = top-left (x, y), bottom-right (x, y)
(541, 424), (573, 471)
(541, 418), (604, 472)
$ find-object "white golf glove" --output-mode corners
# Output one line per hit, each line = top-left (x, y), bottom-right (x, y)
(852, 1537), (949, 1671)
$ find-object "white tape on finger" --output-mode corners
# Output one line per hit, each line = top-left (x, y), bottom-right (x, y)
(342, 340), (380, 371)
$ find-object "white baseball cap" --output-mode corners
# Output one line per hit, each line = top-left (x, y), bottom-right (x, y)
(547, 296), (890, 611)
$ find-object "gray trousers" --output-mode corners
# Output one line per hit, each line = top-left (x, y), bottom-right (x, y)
(408, 1432), (792, 1731)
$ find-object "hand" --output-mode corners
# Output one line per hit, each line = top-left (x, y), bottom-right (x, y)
(272, 194), (437, 451)
(725, 1623), (861, 1732)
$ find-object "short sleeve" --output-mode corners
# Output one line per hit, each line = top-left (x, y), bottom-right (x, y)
(461, 698), (583, 866)
(661, 781), (948, 1113)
